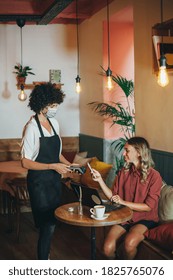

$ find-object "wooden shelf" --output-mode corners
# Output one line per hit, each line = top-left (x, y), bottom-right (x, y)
(17, 82), (64, 90)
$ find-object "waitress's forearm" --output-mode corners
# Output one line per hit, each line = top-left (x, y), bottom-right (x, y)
(21, 157), (55, 170)
(59, 154), (71, 165)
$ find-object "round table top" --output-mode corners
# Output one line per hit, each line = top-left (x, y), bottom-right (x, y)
(55, 202), (133, 227)
(0, 160), (27, 174)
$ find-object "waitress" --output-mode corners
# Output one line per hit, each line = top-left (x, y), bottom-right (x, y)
(21, 83), (72, 260)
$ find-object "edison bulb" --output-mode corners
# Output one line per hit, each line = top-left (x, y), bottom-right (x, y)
(107, 76), (113, 90)
(76, 82), (81, 94)
(157, 66), (169, 87)
(18, 89), (27, 101)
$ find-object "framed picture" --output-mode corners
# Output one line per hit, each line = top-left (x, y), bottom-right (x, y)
(49, 69), (61, 83)
(152, 35), (173, 72)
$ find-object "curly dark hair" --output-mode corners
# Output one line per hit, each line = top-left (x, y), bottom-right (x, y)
(28, 82), (65, 113)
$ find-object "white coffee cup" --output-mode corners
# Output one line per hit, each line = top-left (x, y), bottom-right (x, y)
(90, 205), (105, 218)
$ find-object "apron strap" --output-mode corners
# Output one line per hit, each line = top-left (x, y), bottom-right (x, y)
(35, 114), (57, 137)
(35, 114), (44, 137)
(47, 118), (57, 135)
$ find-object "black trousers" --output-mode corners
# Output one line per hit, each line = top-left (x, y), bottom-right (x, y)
(37, 221), (56, 260)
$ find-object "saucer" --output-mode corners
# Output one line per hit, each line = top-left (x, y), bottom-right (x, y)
(91, 214), (109, 220)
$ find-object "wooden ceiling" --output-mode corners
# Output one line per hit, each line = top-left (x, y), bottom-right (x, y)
(153, 18), (173, 36)
(0, 0), (114, 25)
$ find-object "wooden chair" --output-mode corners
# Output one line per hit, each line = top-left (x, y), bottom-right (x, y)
(6, 177), (31, 241)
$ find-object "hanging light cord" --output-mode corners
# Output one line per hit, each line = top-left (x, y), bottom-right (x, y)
(107, 0), (110, 68)
(20, 26), (23, 67)
(160, 0), (164, 48)
(76, 0), (79, 76)
(160, 0), (163, 25)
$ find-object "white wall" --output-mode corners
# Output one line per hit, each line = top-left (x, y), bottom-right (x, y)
(0, 24), (80, 139)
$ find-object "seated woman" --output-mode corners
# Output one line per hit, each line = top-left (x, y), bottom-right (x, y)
(91, 136), (163, 260)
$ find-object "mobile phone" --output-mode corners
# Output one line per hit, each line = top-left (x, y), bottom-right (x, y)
(69, 166), (86, 174)
(87, 162), (93, 173)
(87, 162), (96, 178)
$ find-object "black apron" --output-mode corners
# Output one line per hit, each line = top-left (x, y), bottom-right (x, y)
(27, 114), (62, 227)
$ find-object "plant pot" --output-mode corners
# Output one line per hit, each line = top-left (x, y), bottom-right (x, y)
(16, 76), (26, 86)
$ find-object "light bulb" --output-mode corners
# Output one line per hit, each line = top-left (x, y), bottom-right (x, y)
(106, 67), (113, 90)
(75, 75), (81, 94)
(76, 82), (81, 94)
(18, 88), (27, 101)
(157, 66), (169, 87)
(106, 75), (113, 90)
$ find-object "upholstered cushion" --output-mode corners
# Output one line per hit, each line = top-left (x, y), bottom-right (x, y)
(144, 222), (173, 253)
(73, 154), (92, 166)
(159, 184), (173, 222)
(62, 151), (88, 164)
(80, 157), (113, 189)
(62, 151), (76, 163)
(76, 151), (88, 158)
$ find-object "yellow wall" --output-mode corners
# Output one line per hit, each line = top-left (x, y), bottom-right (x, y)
(80, 0), (173, 153)
(134, 0), (173, 152)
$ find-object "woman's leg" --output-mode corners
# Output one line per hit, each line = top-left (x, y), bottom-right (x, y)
(37, 221), (56, 260)
(103, 224), (126, 258)
(123, 224), (147, 260)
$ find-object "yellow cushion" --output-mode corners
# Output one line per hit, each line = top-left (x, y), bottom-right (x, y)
(80, 157), (113, 189)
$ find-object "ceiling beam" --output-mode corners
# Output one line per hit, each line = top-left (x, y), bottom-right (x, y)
(0, 14), (41, 23)
(37, 0), (74, 25)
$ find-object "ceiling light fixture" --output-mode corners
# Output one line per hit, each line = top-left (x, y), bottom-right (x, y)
(157, 0), (169, 87)
(106, 0), (113, 90)
(75, 0), (81, 94)
(17, 18), (27, 101)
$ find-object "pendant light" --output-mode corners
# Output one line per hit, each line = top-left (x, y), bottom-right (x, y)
(106, 0), (113, 90)
(75, 0), (81, 93)
(157, 0), (169, 87)
(17, 18), (27, 101)
(18, 84), (27, 101)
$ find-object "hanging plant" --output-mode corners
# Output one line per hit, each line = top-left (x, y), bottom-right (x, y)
(13, 63), (35, 77)
(13, 63), (35, 86)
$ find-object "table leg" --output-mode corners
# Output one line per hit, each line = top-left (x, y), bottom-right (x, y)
(91, 227), (96, 260)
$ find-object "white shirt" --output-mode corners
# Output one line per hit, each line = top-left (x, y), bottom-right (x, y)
(21, 115), (62, 161)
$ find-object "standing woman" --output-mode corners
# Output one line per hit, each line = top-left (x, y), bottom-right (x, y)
(91, 136), (163, 259)
(21, 83), (71, 260)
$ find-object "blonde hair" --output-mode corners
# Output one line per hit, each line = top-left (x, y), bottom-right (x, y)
(124, 136), (155, 182)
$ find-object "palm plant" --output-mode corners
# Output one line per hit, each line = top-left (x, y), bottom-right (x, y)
(88, 72), (135, 173)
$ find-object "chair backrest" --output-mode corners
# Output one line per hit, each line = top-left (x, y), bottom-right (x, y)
(6, 177), (29, 204)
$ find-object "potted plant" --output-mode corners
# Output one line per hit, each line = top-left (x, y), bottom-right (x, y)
(13, 63), (35, 86)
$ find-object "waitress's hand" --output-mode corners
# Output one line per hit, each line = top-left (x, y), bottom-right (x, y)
(52, 163), (71, 175)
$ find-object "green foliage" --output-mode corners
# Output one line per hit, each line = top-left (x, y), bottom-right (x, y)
(112, 75), (134, 98)
(13, 63), (35, 77)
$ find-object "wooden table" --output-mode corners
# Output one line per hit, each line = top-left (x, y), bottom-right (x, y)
(0, 160), (27, 196)
(0, 161), (28, 238)
(55, 202), (133, 259)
